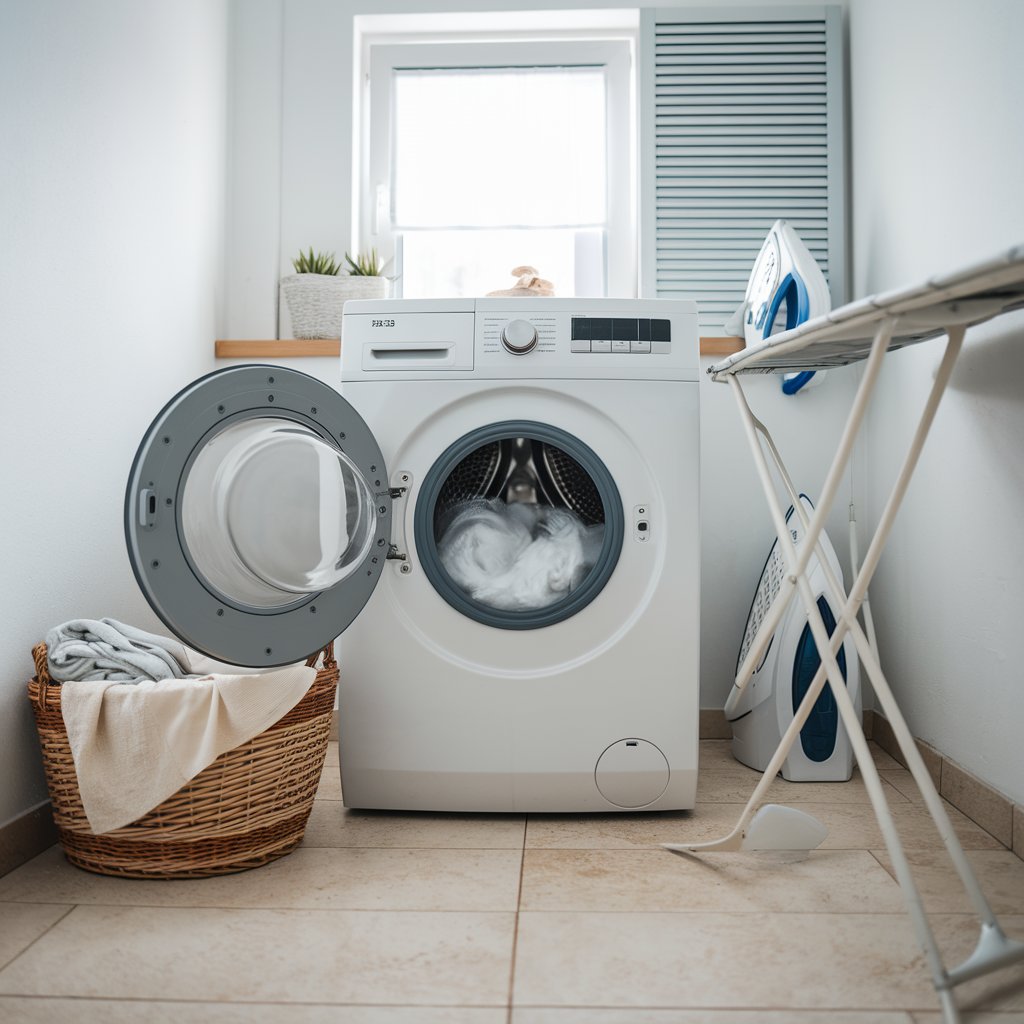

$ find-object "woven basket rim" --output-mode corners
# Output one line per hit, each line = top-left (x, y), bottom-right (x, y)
(31, 641), (336, 688)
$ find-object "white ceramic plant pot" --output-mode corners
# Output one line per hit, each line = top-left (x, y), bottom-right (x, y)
(280, 274), (388, 339)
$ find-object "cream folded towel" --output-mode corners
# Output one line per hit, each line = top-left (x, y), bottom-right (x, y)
(61, 656), (318, 834)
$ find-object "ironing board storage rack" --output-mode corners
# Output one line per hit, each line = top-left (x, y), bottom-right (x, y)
(697, 246), (1024, 1023)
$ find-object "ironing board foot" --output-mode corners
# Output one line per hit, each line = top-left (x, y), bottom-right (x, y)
(665, 803), (827, 854)
(945, 923), (1024, 989)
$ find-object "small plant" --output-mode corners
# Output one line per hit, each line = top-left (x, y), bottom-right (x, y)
(291, 248), (342, 276)
(344, 249), (386, 276)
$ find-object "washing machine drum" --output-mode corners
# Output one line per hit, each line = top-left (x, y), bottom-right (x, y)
(433, 437), (605, 529)
(417, 422), (624, 631)
(125, 365), (391, 667)
(535, 441), (606, 525)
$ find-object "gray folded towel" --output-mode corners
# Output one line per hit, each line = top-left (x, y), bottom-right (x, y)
(45, 618), (195, 683)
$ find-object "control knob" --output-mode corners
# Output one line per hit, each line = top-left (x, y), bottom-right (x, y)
(500, 318), (538, 355)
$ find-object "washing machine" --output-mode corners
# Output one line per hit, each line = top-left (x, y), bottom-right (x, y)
(124, 297), (700, 812)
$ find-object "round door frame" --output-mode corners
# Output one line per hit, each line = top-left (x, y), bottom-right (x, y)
(414, 419), (624, 630)
(125, 365), (391, 667)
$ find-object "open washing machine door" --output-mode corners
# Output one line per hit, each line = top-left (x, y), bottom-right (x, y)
(125, 365), (391, 667)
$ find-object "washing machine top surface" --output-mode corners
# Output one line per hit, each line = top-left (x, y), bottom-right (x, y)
(341, 297), (700, 383)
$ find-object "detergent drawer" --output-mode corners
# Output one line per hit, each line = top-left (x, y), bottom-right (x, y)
(345, 310), (475, 373)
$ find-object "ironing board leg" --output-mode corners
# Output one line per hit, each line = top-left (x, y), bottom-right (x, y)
(792, 569), (958, 1004)
(693, 321), (1024, 1020)
(741, 408), (871, 670)
(721, 355), (956, 997)
(716, 360), (954, 1007)
(727, 317), (896, 703)
(701, 323), (896, 841)
(787, 324), (1010, 924)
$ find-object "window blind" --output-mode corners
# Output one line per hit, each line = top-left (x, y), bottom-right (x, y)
(642, 6), (845, 331)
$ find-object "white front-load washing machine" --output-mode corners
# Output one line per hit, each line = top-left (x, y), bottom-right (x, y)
(125, 297), (700, 812)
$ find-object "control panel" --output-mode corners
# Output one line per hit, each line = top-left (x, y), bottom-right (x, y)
(342, 297), (698, 382)
(570, 317), (672, 355)
(481, 314), (673, 358)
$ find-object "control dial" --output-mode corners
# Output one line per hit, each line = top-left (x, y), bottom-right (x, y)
(500, 318), (538, 355)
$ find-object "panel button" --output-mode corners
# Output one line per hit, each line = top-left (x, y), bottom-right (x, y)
(571, 339), (592, 353)
(611, 339), (631, 353)
(571, 318), (591, 341)
(631, 339), (652, 354)
(590, 318), (613, 340)
(613, 318), (638, 341)
(650, 319), (671, 343)
(591, 339), (612, 353)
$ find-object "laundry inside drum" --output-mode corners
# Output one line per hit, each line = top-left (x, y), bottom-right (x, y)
(434, 437), (607, 612)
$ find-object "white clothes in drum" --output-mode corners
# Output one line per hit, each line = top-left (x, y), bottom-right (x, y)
(437, 499), (604, 611)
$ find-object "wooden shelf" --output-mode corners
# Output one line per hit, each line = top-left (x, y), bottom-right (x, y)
(215, 337), (744, 359)
(215, 339), (340, 358)
(699, 336), (745, 356)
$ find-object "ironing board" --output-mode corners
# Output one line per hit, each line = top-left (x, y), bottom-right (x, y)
(691, 244), (1024, 1022)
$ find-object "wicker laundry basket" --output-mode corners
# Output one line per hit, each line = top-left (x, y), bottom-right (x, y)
(27, 642), (338, 879)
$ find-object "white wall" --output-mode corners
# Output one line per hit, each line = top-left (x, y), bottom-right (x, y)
(0, 0), (228, 826)
(850, 0), (1024, 802)
(224, 0), (283, 338)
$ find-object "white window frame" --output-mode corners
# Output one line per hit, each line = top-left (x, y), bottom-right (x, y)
(360, 36), (636, 298)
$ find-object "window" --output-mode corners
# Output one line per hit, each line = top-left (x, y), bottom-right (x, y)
(362, 38), (635, 299)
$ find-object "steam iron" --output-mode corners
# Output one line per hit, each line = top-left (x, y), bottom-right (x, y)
(724, 220), (832, 394)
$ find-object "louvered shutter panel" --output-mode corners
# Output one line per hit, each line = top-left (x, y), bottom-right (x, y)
(642, 7), (845, 331)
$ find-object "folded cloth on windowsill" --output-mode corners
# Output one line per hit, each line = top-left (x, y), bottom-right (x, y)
(45, 619), (317, 834)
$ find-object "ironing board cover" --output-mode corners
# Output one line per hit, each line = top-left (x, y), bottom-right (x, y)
(708, 245), (1024, 379)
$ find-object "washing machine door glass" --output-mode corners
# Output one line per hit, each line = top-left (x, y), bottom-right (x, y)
(125, 365), (391, 667)
(415, 420), (623, 630)
(180, 418), (376, 606)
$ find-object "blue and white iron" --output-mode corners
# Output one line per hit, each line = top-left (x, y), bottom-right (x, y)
(725, 220), (832, 394)
(728, 495), (861, 782)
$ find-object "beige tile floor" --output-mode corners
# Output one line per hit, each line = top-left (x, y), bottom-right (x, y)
(1, 740), (1022, 1023)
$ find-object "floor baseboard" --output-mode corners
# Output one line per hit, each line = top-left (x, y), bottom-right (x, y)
(864, 708), (1022, 861)
(0, 802), (58, 878)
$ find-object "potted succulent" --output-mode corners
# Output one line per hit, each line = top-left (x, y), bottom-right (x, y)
(280, 248), (390, 339)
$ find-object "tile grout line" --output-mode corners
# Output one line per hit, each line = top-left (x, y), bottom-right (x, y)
(868, 848), (900, 886)
(0, 900), (530, 914)
(0, 903), (76, 975)
(505, 816), (528, 1024)
(0, 901), (933, 915)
